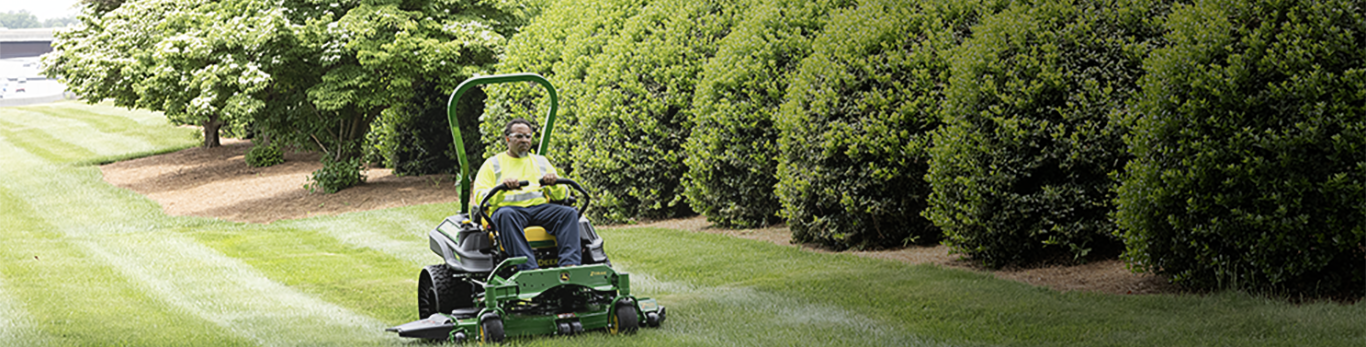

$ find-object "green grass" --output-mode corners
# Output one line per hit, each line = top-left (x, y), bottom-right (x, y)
(2, 101), (1365, 346)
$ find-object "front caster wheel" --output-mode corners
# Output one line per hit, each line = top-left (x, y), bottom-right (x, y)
(480, 315), (505, 343)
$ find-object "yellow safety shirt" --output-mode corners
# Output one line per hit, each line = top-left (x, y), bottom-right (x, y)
(470, 152), (568, 212)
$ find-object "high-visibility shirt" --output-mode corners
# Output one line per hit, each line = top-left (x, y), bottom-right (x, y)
(470, 152), (568, 212)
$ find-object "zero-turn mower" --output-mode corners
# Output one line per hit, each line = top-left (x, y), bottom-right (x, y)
(385, 73), (666, 343)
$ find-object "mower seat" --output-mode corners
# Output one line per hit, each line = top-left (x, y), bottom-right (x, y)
(523, 226), (557, 249)
(522, 226), (563, 268)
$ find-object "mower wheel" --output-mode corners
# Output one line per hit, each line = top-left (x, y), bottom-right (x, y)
(480, 316), (505, 343)
(645, 312), (660, 327)
(418, 265), (469, 318)
(609, 301), (639, 335)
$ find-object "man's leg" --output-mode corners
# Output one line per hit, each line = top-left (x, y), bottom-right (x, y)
(491, 206), (539, 271)
(527, 204), (582, 266)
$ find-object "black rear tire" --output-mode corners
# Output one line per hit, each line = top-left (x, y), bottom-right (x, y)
(609, 301), (639, 335)
(418, 264), (471, 318)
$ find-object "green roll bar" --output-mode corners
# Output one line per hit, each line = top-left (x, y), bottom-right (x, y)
(446, 73), (559, 213)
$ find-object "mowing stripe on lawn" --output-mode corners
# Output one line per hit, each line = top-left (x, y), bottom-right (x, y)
(279, 206), (454, 266)
(623, 269), (949, 347)
(0, 132), (400, 345)
(0, 271), (43, 344)
(0, 183), (46, 346)
(0, 117), (96, 164)
(75, 230), (398, 345)
(180, 223), (419, 326)
(0, 107), (157, 161)
(16, 102), (195, 150)
(0, 175), (246, 346)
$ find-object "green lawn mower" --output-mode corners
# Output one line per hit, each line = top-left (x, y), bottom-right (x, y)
(386, 74), (666, 343)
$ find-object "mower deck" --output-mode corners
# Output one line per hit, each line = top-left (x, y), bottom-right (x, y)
(388, 261), (664, 342)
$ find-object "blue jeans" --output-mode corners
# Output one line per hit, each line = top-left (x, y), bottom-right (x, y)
(491, 204), (582, 270)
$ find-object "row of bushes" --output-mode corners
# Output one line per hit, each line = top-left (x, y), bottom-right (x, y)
(379, 0), (1365, 295)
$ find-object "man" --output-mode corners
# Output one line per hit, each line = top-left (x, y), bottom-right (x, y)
(471, 118), (581, 270)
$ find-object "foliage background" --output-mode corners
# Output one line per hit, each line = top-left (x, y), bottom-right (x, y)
(772, 0), (1007, 250)
(40, 0), (1366, 295)
(925, 0), (1167, 268)
(681, 0), (851, 229)
(1116, 0), (1366, 295)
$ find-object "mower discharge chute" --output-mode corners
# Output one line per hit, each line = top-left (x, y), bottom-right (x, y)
(386, 74), (666, 343)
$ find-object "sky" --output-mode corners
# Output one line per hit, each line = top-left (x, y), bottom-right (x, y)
(0, 0), (82, 21)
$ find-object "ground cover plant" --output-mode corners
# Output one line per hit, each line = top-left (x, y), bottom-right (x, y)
(3, 101), (1365, 346)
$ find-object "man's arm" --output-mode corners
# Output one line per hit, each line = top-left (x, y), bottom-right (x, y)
(539, 159), (569, 201)
(470, 157), (499, 209)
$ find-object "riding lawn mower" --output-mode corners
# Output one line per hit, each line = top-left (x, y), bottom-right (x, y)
(385, 74), (666, 343)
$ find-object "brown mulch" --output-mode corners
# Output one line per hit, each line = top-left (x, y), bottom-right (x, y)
(99, 138), (459, 224)
(99, 138), (1177, 295)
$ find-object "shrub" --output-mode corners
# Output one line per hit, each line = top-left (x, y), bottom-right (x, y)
(682, 0), (852, 228)
(925, 0), (1168, 268)
(776, 0), (1005, 250)
(1117, 0), (1366, 295)
(306, 156), (367, 194)
(368, 84), (483, 176)
(483, 0), (649, 163)
(245, 142), (285, 168)
(566, 0), (745, 223)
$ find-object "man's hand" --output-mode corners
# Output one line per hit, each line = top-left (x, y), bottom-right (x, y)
(502, 178), (522, 189)
(541, 173), (559, 186)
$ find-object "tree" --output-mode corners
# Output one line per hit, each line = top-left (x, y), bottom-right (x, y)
(271, 0), (524, 164)
(0, 11), (41, 29)
(46, 0), (281, 148)
(47, 0), (533, 192)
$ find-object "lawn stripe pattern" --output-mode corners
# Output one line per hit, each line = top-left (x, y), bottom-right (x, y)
(0, 146), (249, 346)
(625, 269), (947, 346)
(280, 208), (443, 266)
(0, 117), (97, 164)
(0, 106), (156, 161)
(0, 104), (399, 346)
(21, 102), (191, 148)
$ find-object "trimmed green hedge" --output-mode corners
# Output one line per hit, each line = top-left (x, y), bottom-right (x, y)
(1117, 0), (1366, 295)
(925, 0), (1167, 268)
(682, 0), (851, 228)
(483, 0), (648, 163)
(564, 0), (745, 223)
(775, 0), (1004, 250)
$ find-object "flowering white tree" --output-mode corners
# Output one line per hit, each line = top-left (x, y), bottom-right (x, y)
(45, 0), (284, 148)
(45, 0), (533, 190)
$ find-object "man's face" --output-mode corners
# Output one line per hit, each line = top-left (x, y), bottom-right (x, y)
(506, 123), (534, 157)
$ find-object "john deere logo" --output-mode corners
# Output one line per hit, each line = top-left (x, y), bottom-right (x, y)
(560, 272), (570, 282)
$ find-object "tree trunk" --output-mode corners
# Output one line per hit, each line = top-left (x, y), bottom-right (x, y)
(202, 116), (222, 148)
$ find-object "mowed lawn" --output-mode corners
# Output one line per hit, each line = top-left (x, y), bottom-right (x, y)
(1, 101), (1364, 346)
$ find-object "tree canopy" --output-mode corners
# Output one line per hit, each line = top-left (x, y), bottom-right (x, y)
(46, 0), (536, 191)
